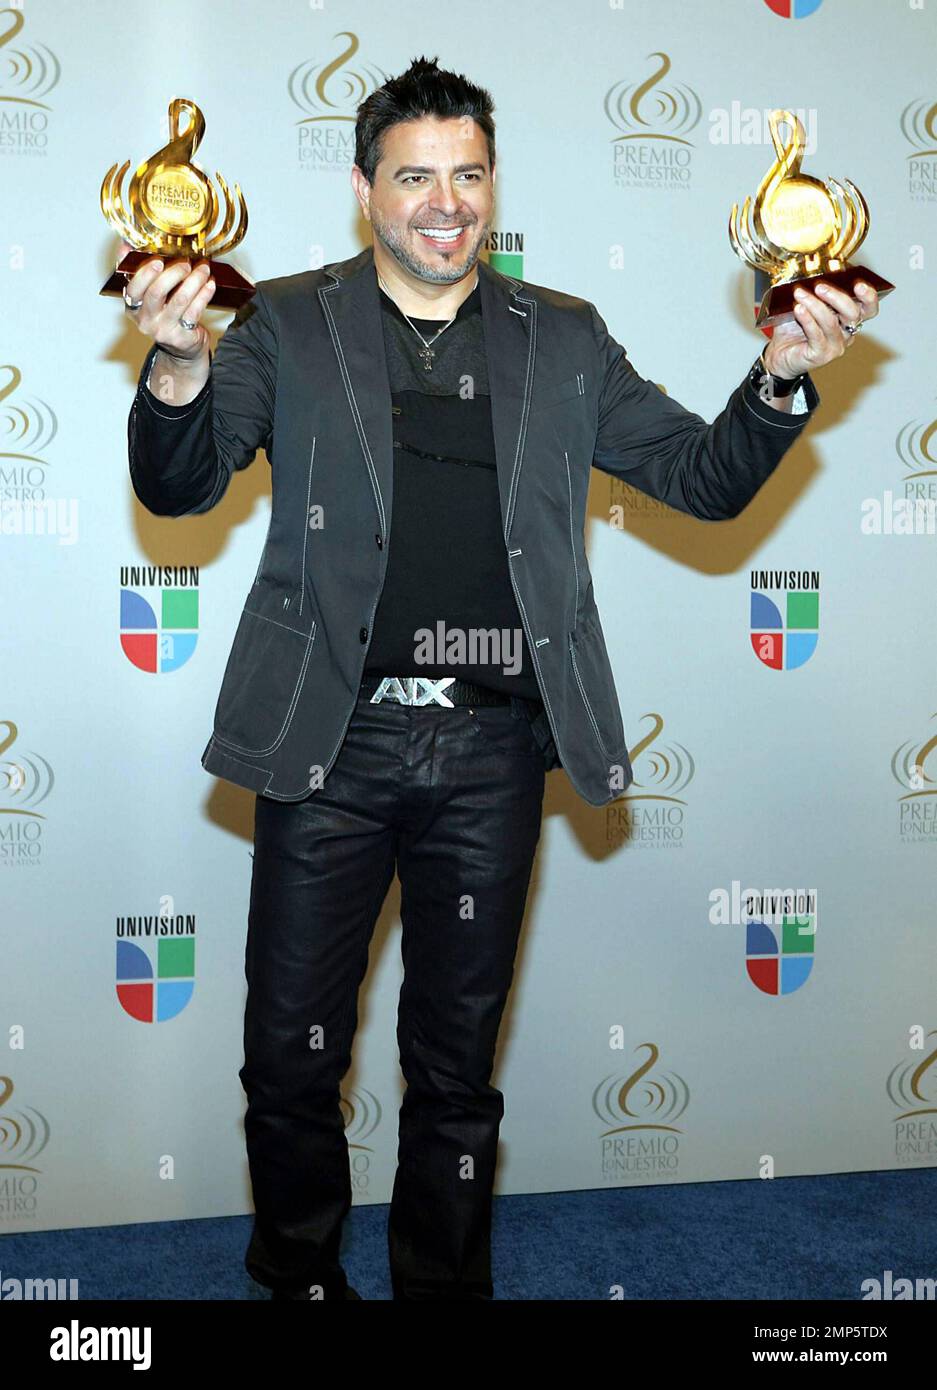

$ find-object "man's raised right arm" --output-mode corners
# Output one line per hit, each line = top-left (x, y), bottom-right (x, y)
(121, 248), (276, 517)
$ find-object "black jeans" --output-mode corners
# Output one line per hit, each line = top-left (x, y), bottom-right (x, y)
(239, 689), (546, 1299)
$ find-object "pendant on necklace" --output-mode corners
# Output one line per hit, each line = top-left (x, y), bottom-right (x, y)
(419, 346), (435, 372)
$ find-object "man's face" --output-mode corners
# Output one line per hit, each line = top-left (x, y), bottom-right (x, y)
(354, 115), (495, 285)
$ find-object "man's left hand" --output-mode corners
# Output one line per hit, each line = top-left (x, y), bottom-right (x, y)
(762, 280), (880, 380)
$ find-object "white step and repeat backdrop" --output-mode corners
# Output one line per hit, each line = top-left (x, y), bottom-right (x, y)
(2, 0), (936, 1234)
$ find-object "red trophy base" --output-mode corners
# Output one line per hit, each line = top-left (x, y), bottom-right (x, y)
(756, 265), (895, 330)
(100, 250), (255, 310)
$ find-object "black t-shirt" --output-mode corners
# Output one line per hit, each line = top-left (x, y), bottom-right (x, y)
(364, 277), (539, 700)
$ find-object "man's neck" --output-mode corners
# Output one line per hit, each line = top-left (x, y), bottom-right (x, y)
(374, 246), (479, 321)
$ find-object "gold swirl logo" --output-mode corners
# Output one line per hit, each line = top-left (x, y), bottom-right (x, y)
(900, 98), (937, 157)
(896, 413), (937, 479)
(604, 52), (702, 145)
(886, 1033), (937, 1119)
(0, 365), (57, 464)
(0, 7), (60, 109)
(0, 1076), (51, 1172)
(339, 1086), (382, 1151)
(891, 715), (937, 797)
(592, 1044), (690, 1134)
(0, 720), (55, 817)
(624, 713), (695, 802)
(288, 32), (386, 123)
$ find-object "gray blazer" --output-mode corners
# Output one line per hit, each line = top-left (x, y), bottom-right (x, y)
(128, 245), (818, 806)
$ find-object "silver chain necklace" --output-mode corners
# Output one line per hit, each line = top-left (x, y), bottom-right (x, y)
(378, 272), (477, 372)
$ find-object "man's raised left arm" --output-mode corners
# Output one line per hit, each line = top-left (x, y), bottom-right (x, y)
(590, 280), (880, 520)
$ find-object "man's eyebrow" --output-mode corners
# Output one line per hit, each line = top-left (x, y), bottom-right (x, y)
(391, 162), (488, 177)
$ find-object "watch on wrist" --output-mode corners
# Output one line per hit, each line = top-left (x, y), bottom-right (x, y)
(750, 354), (804, 402)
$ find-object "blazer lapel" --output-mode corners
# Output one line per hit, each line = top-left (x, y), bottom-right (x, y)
(318, 244), (535, 543)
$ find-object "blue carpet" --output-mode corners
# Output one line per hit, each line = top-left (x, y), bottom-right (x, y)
(1, 1170), (934, 1300)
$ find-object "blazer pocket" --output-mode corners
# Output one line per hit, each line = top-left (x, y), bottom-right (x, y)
(567, 609), (626, 760)
(212, 586), (317, 758)
(540, 372), (587, 411)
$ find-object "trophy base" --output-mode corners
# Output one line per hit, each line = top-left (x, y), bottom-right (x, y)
(100, 250), (256, 310)
(755, 266), (895, 329)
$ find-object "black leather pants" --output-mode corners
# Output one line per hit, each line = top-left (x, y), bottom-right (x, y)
(239, 689), (546, 1300)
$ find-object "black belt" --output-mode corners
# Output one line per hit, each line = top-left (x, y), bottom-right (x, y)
(359, 673), (541, 713)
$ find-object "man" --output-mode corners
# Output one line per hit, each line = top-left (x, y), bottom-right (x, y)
(120, 56), (879, 1301)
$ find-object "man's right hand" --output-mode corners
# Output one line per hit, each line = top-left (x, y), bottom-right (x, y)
(120, 239), (217, 362)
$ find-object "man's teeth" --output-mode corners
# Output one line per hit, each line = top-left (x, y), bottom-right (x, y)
(416, 227), (464, 240)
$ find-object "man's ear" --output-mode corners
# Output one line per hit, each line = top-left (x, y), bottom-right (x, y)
(351, 165), (372, 221)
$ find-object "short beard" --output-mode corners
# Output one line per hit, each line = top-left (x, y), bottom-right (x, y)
(369, 206), (489, 285)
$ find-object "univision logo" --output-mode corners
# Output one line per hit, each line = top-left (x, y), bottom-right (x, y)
(119, 566), (199, 674)
(762, 0), (824, 17)
(745, 901), (817, 996)
(116, 915), (196, 1023)
(484, 230), (524, 280)
(750, 569), (820, 670)
(594, 1043), (690, 1184)
(288, 31), (387, 171)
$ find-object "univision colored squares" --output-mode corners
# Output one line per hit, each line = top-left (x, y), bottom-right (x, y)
(120, 588), (199, 673)
(763, 0), (824, 16)
(746, 914), (815, 995)
(116, 937), (195, 1022)
(750, 590), (819, 670)
(487, 251), (523, 278)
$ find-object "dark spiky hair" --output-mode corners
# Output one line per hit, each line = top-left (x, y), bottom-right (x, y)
(354, 55), (496, 184)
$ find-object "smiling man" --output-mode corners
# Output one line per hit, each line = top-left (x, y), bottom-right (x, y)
(121, 55), (878, 1301)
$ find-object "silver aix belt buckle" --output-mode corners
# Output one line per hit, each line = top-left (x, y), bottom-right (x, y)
(369, 676), (456, 707)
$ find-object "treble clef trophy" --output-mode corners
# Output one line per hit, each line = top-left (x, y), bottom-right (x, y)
(729, 109), (894, 329)
(99, 96), (254, 309)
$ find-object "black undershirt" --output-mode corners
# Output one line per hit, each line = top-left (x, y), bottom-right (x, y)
(363, 278), (539, 701)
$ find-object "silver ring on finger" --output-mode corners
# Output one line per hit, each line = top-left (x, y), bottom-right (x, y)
(842, 321), (862, 338)
(122, 287), (144, 311)
(179, 317), (197, 331)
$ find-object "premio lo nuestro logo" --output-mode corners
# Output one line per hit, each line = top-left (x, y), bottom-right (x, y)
(0, 7), (60, 107)
(0, 6), (60, 158)
(606, 712), (695, 849)
(116, 912), (196, 1023)
(0, 365), (57, 499)
(891, 713), (937, 844)
(605, 53), (701, 191)
(120, 566), (199, 673)
(594, 1043), (690, 1184)
(0, 1076), (50, 1174)
(897, 410), (937, 493)
(341, 1086), (382, 1195)
(288, 31), (387, 172)
(887, 1031), (937, 1167)
(0, 719), (54, 870)
(762, 0), (824, 17)
(750, 569), (819, 670)
(901, 97), (937, 203)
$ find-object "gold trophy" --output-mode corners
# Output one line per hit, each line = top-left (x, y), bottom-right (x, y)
(100, 97), (254, 309)
(729, 109), (894, 329)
